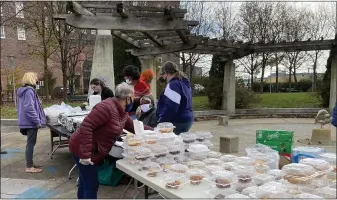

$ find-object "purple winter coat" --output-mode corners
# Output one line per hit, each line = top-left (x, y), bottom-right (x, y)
(17, 86), (46, 128)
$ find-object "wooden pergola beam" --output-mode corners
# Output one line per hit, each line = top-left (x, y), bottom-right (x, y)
(127, 43), (198, 56)
(142, 32), (163, 47)
(112, 31), (142, 49)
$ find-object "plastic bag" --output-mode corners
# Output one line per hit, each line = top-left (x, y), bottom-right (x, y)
(299, 158), (331, 171)
(245, 144), (280, 169)
(256, 181), (290, 199)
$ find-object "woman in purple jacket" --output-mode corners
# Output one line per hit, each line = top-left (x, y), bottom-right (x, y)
(17, 72), (46, 173)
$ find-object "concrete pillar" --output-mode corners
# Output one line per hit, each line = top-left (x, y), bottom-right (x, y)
(140, 56), (157, 102)
(330, 55), (337, 111)
(88, 30), (115, 95)
(222, 59), (236, 114)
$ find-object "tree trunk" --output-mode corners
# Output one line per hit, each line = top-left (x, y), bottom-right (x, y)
(288, 66), (292, 92)
(63, 73), (68, 102)
(259, 53), (267, 93)
(312, 51), (318, 92)
(250, 72), (254, 91)
(293, 67), (297, 83)
(43, 57), (49, 101)
(275, 53), (279, 92)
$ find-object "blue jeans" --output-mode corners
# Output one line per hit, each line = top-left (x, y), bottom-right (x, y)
(173, 122), (193, 135)
(26, 128), (38, 168)
(72, 154), (99, 199)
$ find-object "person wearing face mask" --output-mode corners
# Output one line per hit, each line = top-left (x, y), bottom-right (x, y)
(136, 95), (158, 128)
(123, 65), (151, 118)
(69, 82), (152, 199)
(157, 61), (194, 135)
(140, 69), (154, 88)
(17, 72), (46, 173)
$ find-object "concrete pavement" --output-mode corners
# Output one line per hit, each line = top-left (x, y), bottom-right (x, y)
(1, 118), (336, 198)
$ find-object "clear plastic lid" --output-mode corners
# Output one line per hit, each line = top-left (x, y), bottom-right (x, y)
(266, 169), (285, 180)
(200, 140), (213, 148)
(163, 173), (188, 189)
(255, 164), (270, 174)
(293, 193), (323, 199)
(143, 134), (158, 145)
(208, 171), (236, 189)
(234, 157), (255, 166)
(205, 165), (223, 173)
(241, 186), (258, 196)
(211, 170), (237, 182)
(281, 163), (316, 177)
(180, 132), (197, 143)
(204, 158), (222, 166)
(255, 181), (287, 199)
(207, 151), (222, 159)
(225, 193), (250, 199)
(252, 174), (275, 186)
(220, 155), (237, 162)
(187, 160), (206, 169)
(313, 187), (336, 199)
(222, 162), (236, 171)
(157, 122), (175, 133)
(194, 131), (212, 142)
(233, 165), (255, 177)
(299, 158), (331, 171)
(187, 144), (209, 152)
(168, 163), (189, 173)
(139, 161), (161, 172)
(173, 154), (189, 163)
(187, 168), (207, 185)
(319, 153), (336, 165)
(148, 145), (169, 158)
(204, 188), (237, 199)
(166, 143), (184, 155)
(134, 147), (152, 161)
(292, 146), (326, 154)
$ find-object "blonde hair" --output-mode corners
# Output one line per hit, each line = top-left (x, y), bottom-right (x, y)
(22, 72), (38, 86)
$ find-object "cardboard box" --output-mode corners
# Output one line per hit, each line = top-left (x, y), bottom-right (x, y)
(256, 130), (294, 142)
(279, 154), (291, 169)
(256, 140), (293, 154)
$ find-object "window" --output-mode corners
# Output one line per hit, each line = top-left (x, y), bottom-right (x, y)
(17, 26), (26, 40)
(0, 26), (5, 39)
(81, 29), (87, 34)
(15, 2), (24, 18)
(1, 6), (3, 16)
(91, 30), (97, 35)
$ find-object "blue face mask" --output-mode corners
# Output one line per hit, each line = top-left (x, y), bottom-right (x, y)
(125, 97), (133, 112)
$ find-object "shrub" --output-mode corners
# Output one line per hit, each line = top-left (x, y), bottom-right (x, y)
(318, 49), (332, 107)
(236, 79), (261, 109)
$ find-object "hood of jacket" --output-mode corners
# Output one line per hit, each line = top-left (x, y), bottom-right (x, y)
(17, 86), (35, 98)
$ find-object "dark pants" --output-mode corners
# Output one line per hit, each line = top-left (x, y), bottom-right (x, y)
(72, 154), (99, 199)
(173, 122), (193, 135)
(26, 128), (38, 168)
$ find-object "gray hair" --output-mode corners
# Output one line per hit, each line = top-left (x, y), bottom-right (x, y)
(140, 95), (155, 107)
(115, 82), (134, 99)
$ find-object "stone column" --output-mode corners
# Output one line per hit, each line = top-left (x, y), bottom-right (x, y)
(140, 56), (157, 102)
(330, 54), (337, 111)
(88, 30), (115, 95)
(221, 59), (236, 114)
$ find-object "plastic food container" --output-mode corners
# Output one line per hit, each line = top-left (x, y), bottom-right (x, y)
(156, 157), (176, 172)
(220, 155), (237, 163)
(173, 154), (189, 164)
(144, 134), (158, 145)
(234, 157), (255, 166)
(299, 158), (332, 171)
(168, 163), (189, 173)
(209, 170), (237, 189)
(205, 165), (223, 174)
(207, 151), (222, 159)
(222, 162), (235, 171)
(233, 165), (255, 184)
(166, 143), (184, 155)
(187, 160), (206, 169)
(200, 140), (213, 148)
(319, 153), (336, 165)
(157, 122), (175, 133)
(255, 164), (270, 174)
(255, 181), (289, 199)
(225, 193), (250, 199)
(157, 132), (177, 143)
(138, 162), (161, 177)
(314, 187), (336, 199)
(162, 173), (188, 189)
(252, 174), (274, 186)
(204, 188), (237, 199)
(187, 144), (210, 160)
(266, 169), (285, 180)
(187, 168), (207, 185)
(293, 193), (323, 199)
(122, 153), (138, 165)
(241, 186), (258, 196)
(194, 131), (212, 142)
(204, 158), (222, 166)
(180, 132), (197, 144)
(134, 147), (152, 162)
(281, 163), (316, 177)
(148, 145), (169, 158)
(125, 137), (143, 147)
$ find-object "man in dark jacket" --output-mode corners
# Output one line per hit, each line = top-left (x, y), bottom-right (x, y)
(332, 102), (337, 127)
(137, 95), (158, 128)
(156, 61), (194, 135)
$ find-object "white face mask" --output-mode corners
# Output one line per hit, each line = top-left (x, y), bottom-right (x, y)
(125, 79), (132, 85)
(141, 104), (151, 113)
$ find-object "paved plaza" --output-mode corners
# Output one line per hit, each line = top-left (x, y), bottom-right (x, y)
(1, 118), (336, 199)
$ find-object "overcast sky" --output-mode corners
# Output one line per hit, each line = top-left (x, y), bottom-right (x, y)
(184, 1), (336, 78)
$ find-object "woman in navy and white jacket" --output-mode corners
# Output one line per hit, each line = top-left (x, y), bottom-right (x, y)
(157, 61), (194, 135)
(332, 102), (337, 127)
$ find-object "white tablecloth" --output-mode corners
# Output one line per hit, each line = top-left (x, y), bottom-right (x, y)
(116, 159), (211, 199)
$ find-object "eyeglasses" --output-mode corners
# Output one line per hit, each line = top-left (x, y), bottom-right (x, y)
(160, 72), (165, 76)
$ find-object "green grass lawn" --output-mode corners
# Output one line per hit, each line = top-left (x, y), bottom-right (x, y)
(0, 93), (321, 119)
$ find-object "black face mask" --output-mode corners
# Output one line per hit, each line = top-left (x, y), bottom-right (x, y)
(158, 77), (166, 83)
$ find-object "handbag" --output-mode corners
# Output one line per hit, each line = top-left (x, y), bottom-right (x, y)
(20, 128), (28, 136)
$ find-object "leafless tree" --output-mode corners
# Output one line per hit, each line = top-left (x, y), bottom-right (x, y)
(0, 2), (36, 26)
(307, 3), (335, 91)
(9, 1), (59, 101)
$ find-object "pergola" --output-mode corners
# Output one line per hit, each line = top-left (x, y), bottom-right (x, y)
(54, 1), (337, 112)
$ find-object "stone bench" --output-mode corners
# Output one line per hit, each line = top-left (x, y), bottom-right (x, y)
(220, 135), (239, 153)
